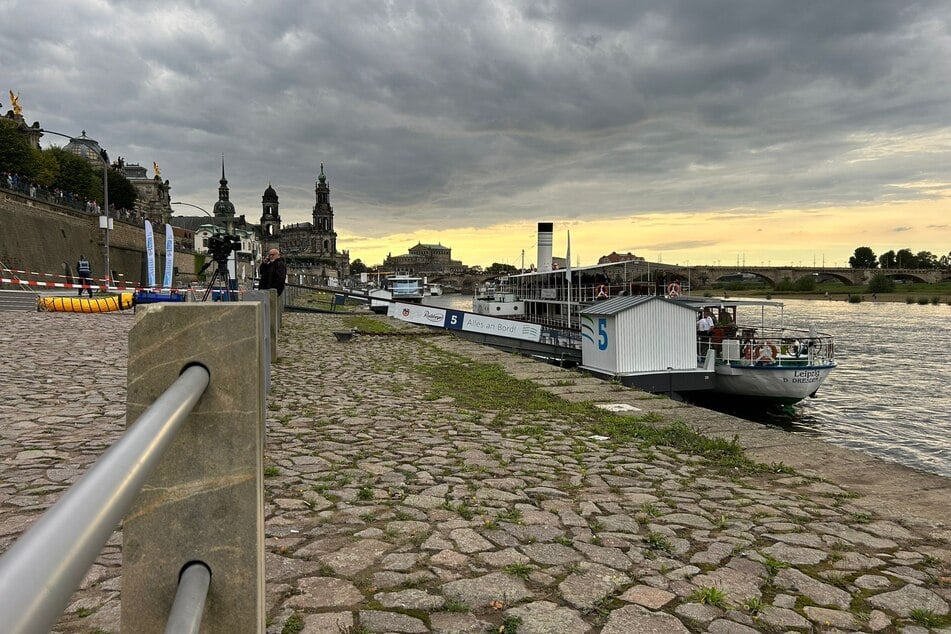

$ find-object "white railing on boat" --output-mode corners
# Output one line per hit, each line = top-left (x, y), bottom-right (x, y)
(702, 327), (834, 367)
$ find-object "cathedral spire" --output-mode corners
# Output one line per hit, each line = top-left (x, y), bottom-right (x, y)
(213, 154), (235, 231)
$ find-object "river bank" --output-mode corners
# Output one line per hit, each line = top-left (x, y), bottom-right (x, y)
(703, 286), (951, 304)
(3, 310), (949, 632)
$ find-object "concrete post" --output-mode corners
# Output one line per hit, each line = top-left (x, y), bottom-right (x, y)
(267, 288), (280, 358)
(122, 303), (265, 633)
(244, 290), (272, 393)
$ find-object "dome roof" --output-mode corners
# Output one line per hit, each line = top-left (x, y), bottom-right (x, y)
(263, 183), (278, 203)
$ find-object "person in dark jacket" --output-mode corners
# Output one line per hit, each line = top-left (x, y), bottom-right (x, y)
(258, 248), (286, 296)
(76, 255), (93, 298)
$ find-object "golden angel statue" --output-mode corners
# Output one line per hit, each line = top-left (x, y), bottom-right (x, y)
(9, 91), (22, 116)
(153, 161), (161, 178)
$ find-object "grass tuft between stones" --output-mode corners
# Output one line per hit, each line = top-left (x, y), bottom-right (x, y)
(414, 349), (778, 473)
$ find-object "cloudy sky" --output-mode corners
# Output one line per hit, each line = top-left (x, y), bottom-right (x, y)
(4, 0), (951, 267)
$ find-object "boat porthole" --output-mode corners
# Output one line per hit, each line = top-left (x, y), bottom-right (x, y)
(496, 306), (501, 311)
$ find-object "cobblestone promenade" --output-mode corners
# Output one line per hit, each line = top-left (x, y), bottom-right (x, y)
(1, 311), (950, 633)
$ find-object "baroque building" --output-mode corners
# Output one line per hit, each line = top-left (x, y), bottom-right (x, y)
(259, 164), (350, 281)
(116, 160), (171, 225)
(383, 242), (463, 274)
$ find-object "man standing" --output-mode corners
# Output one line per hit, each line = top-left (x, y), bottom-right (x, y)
(76, 255), (93, 298)
(697, 309), (714, 353)
(258, 248), (286, 296)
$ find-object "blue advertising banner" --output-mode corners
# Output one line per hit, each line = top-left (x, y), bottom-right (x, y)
(144, 220), (156, 287)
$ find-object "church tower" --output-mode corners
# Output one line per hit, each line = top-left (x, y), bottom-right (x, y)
(312, 163), (337, 255)
(212, 157), (236, 234)
(260, 182), (281, 250)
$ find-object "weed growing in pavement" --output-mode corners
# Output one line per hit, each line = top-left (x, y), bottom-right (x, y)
(762, 554), (790, 581)
(281, 613), (304, 634)
(743, 596), (762, 615)
(645, 532), (672, 554)
(500, 615), (522, 634)
(910, 608), (949, 628)
(497, 508), (523, 524)
(443, 599), (469, 613)
(688, 586), (727, 607)
(357, 486), (374, 501)
(502, 563), (533, 579)
(341, 315), (396, 333)
(264, 466), (280, 477)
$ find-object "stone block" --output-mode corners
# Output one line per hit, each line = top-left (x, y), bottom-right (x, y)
(122, 303), (266, 632)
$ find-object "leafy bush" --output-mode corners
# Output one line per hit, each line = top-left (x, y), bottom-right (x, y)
(794, 275), (816, 291)
(867, 274), (895, 294)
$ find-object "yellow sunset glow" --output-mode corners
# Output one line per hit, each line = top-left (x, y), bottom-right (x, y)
(341, 198), (951, 269)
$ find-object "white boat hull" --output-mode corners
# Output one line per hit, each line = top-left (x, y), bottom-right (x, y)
(473, 292), (524, 316)
(713, 362), (835, 404)
(369, 289), (391, 314)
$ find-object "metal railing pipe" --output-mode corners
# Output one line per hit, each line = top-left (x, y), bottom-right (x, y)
(164, 562), (212, 634)
(0, 364), (210, 634)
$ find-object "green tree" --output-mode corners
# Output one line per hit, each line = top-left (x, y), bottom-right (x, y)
(794, 275), (816, 291)
(349, 259), (368, 275)
(99, 168), (137, 209)
(915, 251), (938, 269)
(848, 246), (878, 269)
(31, 148), (59, 186)
(47, 147), (98, 199)
(867, 273), (895, 294)
(0, 119), (36, 177)
(895, 248), (915, 268)
(878, 250), (897, 269)
(486, 262), (518, 275)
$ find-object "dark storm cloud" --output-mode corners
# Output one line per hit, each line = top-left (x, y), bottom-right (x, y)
(4, 0), (951, 237)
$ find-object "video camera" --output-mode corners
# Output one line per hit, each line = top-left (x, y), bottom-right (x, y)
(207, 233), (241, 264)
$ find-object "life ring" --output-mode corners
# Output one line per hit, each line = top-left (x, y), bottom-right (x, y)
(666, 282), (681, 297)
(596, 284), (609, 299)
(787, 340), (801, 358)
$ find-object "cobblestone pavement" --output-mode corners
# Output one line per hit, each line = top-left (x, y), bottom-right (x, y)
(1, 311), (950, 633)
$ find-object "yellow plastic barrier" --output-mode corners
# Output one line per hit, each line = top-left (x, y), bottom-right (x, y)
(37, 293), (135, 313)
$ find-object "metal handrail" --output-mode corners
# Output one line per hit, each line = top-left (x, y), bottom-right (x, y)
(0, 364), (211, 634)
(165, 562), (212, 634)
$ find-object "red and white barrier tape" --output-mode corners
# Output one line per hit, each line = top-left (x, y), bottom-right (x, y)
(1, 278), (179, 292)
(0, 267), (141, 287)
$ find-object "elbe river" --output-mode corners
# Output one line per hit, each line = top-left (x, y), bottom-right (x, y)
(425, 294), (951, 479)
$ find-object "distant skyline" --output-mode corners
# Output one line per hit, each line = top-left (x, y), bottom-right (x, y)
(4, 1), (950, 267)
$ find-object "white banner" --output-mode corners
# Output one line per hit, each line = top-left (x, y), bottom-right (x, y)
(144, 220), (156, 287)
(387, 303), (447, 327)
(461, 313), (542, 342)
(163, 223), (174, 288)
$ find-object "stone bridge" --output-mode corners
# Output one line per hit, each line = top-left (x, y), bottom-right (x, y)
(636, 265), (949, 287)
(430, 265), (948, 290)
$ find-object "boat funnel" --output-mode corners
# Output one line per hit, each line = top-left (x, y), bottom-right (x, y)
(537, 222), (553, 272)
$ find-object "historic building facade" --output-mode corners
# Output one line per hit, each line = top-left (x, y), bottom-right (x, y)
(258, 164), (350, 282)
(116, 160), (172, 225)
(383, 242), (463, 274)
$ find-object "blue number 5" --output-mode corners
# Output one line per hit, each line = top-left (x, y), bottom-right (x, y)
(598, 318), (608, 350)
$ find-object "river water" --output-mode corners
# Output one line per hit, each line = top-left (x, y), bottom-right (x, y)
(425, 294), (951, 479)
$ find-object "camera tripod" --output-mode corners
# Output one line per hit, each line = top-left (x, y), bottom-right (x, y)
(201, 258), (236, 302)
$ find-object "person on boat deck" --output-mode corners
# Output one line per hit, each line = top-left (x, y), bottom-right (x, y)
(697, 310), (714, 352)
(76, 255), (93, 298)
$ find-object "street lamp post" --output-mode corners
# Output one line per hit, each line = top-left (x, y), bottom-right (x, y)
(99, 151), (111, 284)
(170, 201), (212, 217)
